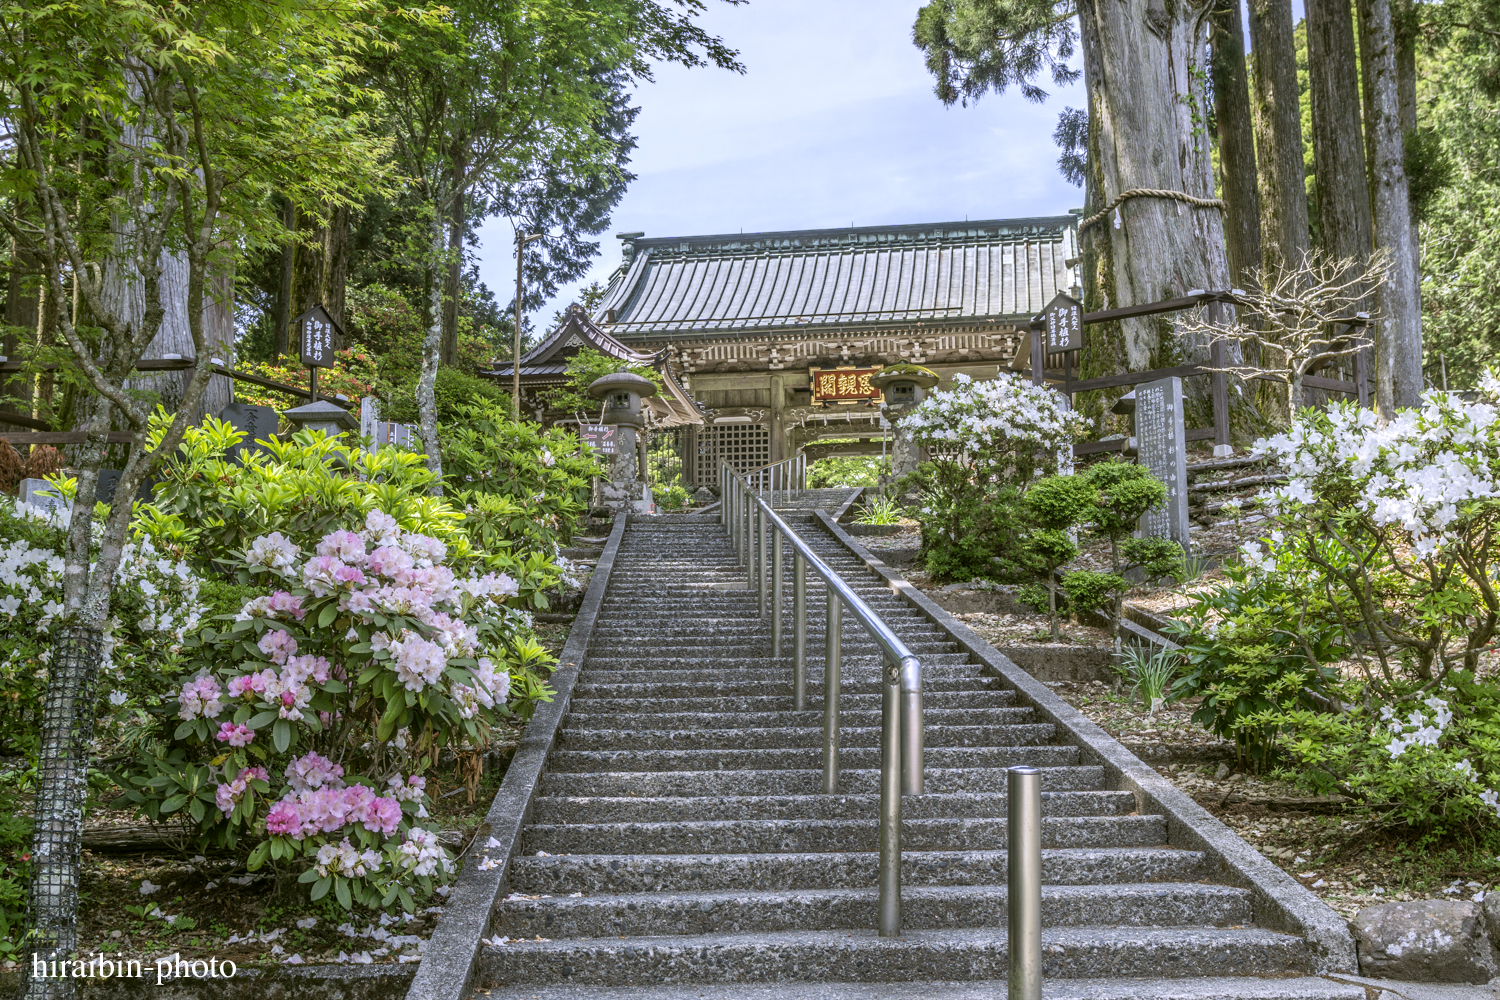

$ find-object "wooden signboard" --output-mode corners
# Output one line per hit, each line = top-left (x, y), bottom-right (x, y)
(294, 304), (341, 369)
(579, 423), (617, 455)
(1042, 292), (1083, 354)
(809, 366), (883, 405)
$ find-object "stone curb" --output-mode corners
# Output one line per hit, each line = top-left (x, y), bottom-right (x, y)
(0, 963), (413, 999)
(813, 510), (1358, 975)
(402, 514), (630, 1000)
(831, 486), (867, 522)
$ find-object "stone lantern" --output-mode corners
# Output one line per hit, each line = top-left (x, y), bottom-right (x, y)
(283, 398), (359, 440)
(588, 371), (658, 513)
(870, 364), (939, 482)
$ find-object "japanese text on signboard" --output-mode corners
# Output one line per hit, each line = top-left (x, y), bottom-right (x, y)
(809, 367), (881, 405)
(1043, 293), (1083, 354)
(297, 305), (338, 368)
(579, 424), (617, 455)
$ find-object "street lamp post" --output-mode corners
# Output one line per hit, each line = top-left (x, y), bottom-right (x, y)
(512, 232), (545, 420)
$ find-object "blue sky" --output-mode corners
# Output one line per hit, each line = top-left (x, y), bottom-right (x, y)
(472, 0), (1088, 334)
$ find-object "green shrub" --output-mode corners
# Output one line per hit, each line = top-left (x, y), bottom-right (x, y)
(655, 483), (691, 511)
(856, 495), (904, 525)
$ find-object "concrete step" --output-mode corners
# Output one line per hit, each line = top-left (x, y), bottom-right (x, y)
(583, 641), (963, 658)
(565, 690), (1018, 715)
(495, 883), (1253, 939)
(475, 926), (1312, 986)
(555, 724), (1056, 752)
(530, 790), (1138, 825)
(579, 655), (978, 673)
(471, 976), (1365, 1000)
(509, 846), (1210, 895)
(570, 676), (998, 699)
(575, 663), (983, 685)
(521, 815), (1167, 855)
(560, 707), (1036, 730)
(545, 745), (1081, 774)
(539, 766), (1108, 799)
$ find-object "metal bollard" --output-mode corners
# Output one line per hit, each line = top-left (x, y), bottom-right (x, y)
(792, 553), (806, 711)
(822, 588), (841, 794)
(771, 529), (783, 658)
(878, 653), (901, 938)
(1008, 765), (1042, 1000)
(748, 500), (757, 593)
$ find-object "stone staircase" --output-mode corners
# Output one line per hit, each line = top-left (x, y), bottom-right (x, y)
(472, 508), (1359, 999)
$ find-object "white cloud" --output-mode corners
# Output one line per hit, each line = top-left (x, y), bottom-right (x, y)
(475, 0), (1085, 332)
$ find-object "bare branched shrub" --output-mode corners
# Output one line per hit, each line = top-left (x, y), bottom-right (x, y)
(1182, 250), (1391, 417)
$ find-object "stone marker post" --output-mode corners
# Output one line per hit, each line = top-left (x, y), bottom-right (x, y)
(19, 478), (67, 518)
(870, 364), (940, 487)
(1133, 376), (1191, 552)
(222, 402), (280, 464)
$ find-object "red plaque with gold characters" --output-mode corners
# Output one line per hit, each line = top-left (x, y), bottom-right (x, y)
(809, 366), (883, 406)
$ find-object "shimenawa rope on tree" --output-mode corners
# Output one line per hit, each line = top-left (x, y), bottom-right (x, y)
(1079, 188), (1225, 232)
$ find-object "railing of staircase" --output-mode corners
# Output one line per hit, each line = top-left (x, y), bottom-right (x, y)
(742, 454), (807, 510)
(719, 460), (923, 939)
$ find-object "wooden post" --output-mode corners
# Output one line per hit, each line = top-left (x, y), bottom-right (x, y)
(1209, 300), (1231, 457)
(1354, 331), (1371, 409)
(1030, 323), (1044, 388)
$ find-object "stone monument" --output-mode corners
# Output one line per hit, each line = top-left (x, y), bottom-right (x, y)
(1133, 376), (1191, 552)
(870, 364), (939, 484)
(587, 372), (656, 514)
(223, 402), (280, 464)
(19, 477), (67, 518)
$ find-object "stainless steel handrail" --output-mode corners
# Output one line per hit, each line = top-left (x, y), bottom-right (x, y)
(719, 460), (923, 938)
(741, 454), (807, 508)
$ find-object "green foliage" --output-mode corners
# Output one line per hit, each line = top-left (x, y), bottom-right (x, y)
(0, 775), (30, 959)
(138, 415), (466, 575)
(1022, 474), (1098, 530)
(540, 348), (662, 417)
(383, 368), (509, 427)
(1060, 569), (1124, 617)
(1116, 644), (1180, 716)
(439, 398), (601, 551)
(856, 495), (905, 525)
(807, 455), (883, 489)
(1164, 555), (1348, 771)
(655, 483), (691, 511)
(1081, 462), (1168, 544)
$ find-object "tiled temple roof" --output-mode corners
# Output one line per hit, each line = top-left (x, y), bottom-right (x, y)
(595, 216), (1079, 339)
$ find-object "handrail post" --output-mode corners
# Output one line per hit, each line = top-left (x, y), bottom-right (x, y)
(771, 528), (783, 660)
(878, 652), (902, 938)
(793, 552), (806, 711)
(757, 499), (768, 618)
(747, 495), (756, 592)
(899, 655), (924, 795)
(1008, 765), (1043, 1000)
(822, 587), (840, 794)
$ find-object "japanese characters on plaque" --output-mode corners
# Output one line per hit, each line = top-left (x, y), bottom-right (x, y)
(1042, 291), (1083, 354)
(809, 366), (882, 406)
(294, 304), (338, 369)
(579, 424), (618, 455)
(1134, 376), (1191, 552)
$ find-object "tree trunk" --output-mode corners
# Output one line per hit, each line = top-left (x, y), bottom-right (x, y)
(1075, 0), (1229, 419)
(416, 211), (444, 486)
(322, 202), (351, 340)
(5, 240), (38, 420)
(1306, 0), (1374, 266)
(1210, 0), (1261, 288)
(291, 204), (324, 355)
(441, 180), (465, 367)
(1248, 0), (1311, 269)
(273, 196), (294, 360)
(1358, 0), (1423, 413)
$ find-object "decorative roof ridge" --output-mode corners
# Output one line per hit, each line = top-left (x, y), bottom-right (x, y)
(624, 215), (1078, 258)
(514, 304), (662, 368)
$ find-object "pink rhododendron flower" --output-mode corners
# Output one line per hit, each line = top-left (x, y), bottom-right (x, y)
(391, 634), (447, 692)
(265, 800), (301, 836)
(366, 545), (414, 580)
(362, 510), (401, 547)
(177, 675), (224, 720)
(267, 591), (306, 620)
(316, 529), (368, 566)
(227, 669), (274, 700)
(285, 752), (344, 792)
(258, 629), (298, 665)
(215, 722), (255, 747)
